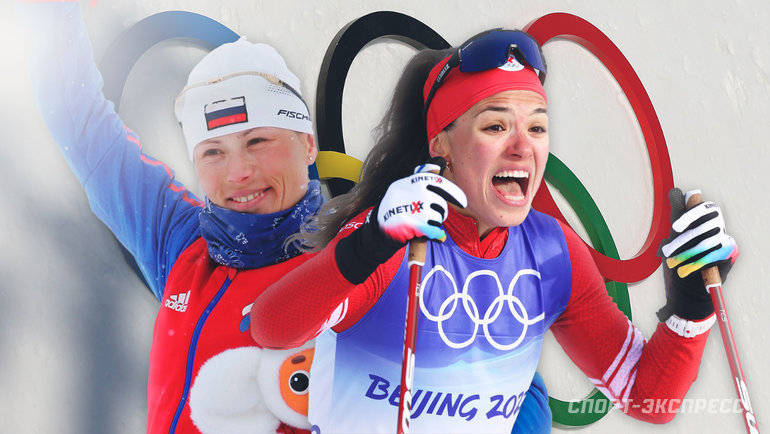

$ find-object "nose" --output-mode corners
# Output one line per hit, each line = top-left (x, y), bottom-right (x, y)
(226, 149), (257, 184)
(505, 128), (534, 159)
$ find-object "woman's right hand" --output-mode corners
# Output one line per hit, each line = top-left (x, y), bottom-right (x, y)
(376, 162), (467, 244)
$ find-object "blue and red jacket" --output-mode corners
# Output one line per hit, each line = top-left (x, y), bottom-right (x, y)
(18, 3), (312, 433)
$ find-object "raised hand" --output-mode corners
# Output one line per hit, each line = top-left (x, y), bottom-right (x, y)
(377, 162), (467, 244)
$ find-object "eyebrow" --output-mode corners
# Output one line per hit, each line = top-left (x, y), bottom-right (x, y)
(475, 106), (548, 117)
(237, 128), (259, 138)
(199, 128), (261, 146)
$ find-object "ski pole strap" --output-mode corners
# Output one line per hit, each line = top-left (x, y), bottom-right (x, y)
(665, 313), (716, 338)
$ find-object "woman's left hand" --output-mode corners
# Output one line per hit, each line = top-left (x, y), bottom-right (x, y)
(658, 188), (739, 321)
(661, 189), (739, 278)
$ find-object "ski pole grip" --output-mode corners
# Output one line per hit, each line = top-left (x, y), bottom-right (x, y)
(408, 238), (428, 265)
(686, 191), (723, 287)
(407, 157), (446, 266)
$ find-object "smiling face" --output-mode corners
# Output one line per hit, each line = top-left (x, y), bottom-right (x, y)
(193, 127), (317, 214)
(429, 90), (549, 237)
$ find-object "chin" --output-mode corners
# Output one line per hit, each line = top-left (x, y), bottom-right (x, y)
(500, 205), (531, 228)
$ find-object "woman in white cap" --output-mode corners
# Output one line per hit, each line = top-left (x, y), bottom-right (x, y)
(18, 1), (320, 433)
(251, 29), (739, 432)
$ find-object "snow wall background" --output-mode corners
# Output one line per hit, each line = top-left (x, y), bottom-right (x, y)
(1, 0), (769, 433)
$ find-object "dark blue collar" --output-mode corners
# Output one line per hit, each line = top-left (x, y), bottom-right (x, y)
(198, 180), (323, 269)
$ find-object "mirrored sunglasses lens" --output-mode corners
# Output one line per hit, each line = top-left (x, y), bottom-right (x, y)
(459, 31), (545, 77)
(458, 33), (511, 72)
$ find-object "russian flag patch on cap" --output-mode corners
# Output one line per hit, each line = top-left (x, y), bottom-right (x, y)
(205, 96), (248, 130)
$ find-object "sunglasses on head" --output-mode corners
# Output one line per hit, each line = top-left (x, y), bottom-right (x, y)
(423, 29), (547, 115)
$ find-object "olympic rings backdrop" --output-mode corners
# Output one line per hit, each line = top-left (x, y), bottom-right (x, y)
(8, 1), (770, 432)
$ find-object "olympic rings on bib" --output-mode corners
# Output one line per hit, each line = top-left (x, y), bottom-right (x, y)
(419, 266), (545, 351)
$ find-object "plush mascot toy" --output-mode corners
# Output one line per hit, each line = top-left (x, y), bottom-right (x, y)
(189, 340), (315, 433)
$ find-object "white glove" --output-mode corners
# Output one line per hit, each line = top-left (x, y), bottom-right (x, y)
(661, 192), (738, 278)
(377, 162), (467, 244)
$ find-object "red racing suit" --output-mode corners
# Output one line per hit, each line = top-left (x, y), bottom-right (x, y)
(253, 207), (713, 430)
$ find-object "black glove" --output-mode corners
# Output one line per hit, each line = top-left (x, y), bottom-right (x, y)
(335, 208), (405, 284)
(656, 188), (739, 321)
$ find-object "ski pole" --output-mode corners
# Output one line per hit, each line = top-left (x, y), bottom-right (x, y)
(396, 235), (426, 434)
(687, 192), (759, 434)
(397, 158), (445, 434)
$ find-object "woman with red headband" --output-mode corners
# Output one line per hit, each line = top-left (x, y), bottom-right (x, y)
(251, 29), (739, 433)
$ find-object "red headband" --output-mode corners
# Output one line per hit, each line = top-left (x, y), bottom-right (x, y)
(423, 55), (547, 142)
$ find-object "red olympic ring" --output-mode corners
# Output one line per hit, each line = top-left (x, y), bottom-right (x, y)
(524, 13), (674, 283)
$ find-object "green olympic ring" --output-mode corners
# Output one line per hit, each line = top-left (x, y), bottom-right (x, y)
(544, 154), (630, 427)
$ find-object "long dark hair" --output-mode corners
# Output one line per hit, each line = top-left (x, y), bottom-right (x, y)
(294, 47), (453, 250)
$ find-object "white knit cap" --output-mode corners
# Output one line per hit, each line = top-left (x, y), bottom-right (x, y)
(174, 37), (313, 160)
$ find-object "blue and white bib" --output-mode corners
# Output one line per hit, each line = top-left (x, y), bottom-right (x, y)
(310, 210), (572, 433)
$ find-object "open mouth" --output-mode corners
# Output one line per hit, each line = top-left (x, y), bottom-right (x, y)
(492, 169), (530, 202)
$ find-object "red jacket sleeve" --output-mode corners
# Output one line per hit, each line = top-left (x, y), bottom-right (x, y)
(250, 209), (404, 349)
(551, 221), (711, 423)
